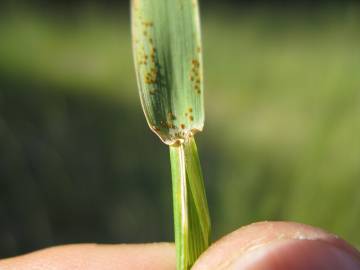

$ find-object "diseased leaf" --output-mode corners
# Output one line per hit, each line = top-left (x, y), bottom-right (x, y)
(131, 0), (204, 145)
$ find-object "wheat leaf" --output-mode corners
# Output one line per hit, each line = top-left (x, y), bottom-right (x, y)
(131, 0), (204, 145)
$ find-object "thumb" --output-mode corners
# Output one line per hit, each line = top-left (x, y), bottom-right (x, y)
(193, 221), (360, 270)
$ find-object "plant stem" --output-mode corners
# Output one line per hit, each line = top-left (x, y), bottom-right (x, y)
(170, 136), (211, 270)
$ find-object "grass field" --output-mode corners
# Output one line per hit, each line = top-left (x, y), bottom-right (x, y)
(0, 6), (359, 256)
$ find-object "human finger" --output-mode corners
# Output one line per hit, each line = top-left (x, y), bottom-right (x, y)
(193, 221), (360, 270)
(0, 242), (175, 270)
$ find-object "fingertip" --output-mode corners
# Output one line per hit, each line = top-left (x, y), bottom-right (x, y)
(193, 221), (360, 270)
(230, 239), (360, 270)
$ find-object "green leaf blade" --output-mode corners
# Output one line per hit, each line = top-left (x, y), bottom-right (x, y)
(131, 0), (204, 145)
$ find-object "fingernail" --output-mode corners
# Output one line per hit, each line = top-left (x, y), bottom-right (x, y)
(229, 239), (360, 270)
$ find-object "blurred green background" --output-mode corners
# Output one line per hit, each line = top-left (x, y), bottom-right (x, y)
(0, 1), (359, 259)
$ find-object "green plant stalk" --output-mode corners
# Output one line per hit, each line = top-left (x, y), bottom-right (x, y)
(170, 136), (210, 270)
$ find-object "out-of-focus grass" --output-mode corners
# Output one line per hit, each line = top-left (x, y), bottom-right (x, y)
(0, 6), (359, 254)
(203, 8), (360, 244)
(0, 10), (134, 100)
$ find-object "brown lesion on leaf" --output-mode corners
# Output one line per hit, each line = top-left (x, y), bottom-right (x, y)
(192, 59), (200, 67)
(135, 13), (164, 94)
(189, 58), (202, 95)
(137, 48), (148, 65)
(150, 47), (157, 63)
(186, 108), (194, 122)
(152, 126), (161, 132)
(144, 70), (158, 84)
(143, 55), (160, 85)
(141, 20), (154, 39)
(142, 21), (154, 27)
(157, 112), (178, 131)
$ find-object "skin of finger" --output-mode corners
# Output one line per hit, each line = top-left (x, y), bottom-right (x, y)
(192, 221), (360, 270)
(0, 243), (176, 270)
(230, 238), (360, 270)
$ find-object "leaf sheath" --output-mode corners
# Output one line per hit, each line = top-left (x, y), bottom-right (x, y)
(170, 137), (211, 270)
